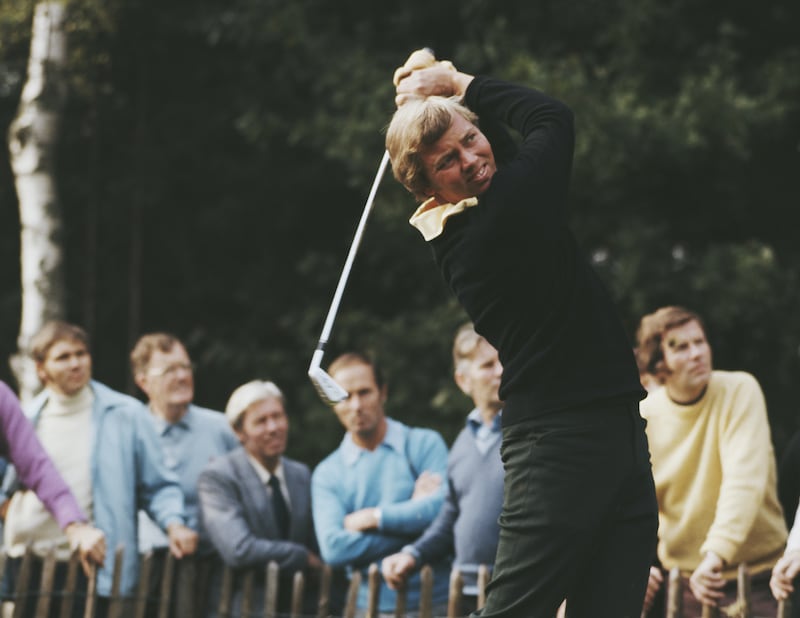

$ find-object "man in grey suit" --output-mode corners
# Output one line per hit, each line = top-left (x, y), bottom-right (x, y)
(198, 379), (322, 615)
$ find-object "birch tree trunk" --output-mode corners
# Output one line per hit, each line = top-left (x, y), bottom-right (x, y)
(7, 2), (68, 402)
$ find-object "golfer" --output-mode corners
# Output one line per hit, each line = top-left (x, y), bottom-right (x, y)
(386, 57), (658, 617)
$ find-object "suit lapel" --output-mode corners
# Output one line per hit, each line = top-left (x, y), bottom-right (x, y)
(231, 449), (278, 538)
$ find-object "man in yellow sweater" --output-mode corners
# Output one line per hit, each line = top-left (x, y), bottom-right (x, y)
(637, 306), (787, 616)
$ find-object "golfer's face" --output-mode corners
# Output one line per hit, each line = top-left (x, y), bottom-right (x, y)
(330, 363), (386, 440)
(421, 112), (496, 204)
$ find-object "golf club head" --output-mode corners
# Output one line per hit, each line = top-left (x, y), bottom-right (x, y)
(308, 366), (348, 406)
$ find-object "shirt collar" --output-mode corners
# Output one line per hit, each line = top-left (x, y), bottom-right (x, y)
(466, 408), (503, 434)
(340, 417), (404, 466)
(245, 452), (285, 486)
(409, 197), (479, 241)
(150, 405), (192, 435)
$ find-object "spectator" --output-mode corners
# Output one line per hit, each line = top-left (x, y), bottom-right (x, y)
(311, 352), (450, 617)
(0, 380), (104, 573)
(637, 306), (787, 616)
(198, 379), (322, 615)
(130, 332), (238, 554)
(3, 321), (196, 615)
(381, 323), (503, 615)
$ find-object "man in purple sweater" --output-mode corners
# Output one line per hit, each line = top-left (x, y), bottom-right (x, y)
(0, 380), (105, 572)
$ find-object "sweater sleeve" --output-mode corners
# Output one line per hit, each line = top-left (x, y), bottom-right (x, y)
(700, 374), (774, 562)
(311, 458), (408, 568)
(0, 381), (86, 530)
(378, 429), (449, 535)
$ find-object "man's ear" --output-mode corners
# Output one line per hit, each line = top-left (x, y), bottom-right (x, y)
(454, 370), (472, 397)
(35, 362), (47, 385)
(133, 372), (149, 394)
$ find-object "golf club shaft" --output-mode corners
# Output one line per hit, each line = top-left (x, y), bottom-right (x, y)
(309, 150), (391, 371)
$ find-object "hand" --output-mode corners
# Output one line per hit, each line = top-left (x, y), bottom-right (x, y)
(381, 552), (416, 590)
(689, 552), (726, 607)
(770, 549), (800, 601)
(64, 521), (106, 576)
(306, 551), (323, 570)
(395, 67), (473, 108)
(344, 507), (380, 532)
(411, 471), (442, 500)
(166, 523), (198, 559)
(392, 49), (453, 87)
(643, 566), (664, 612)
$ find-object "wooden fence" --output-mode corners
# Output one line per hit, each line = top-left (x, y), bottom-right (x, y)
(1, 547), (796, 618)
(648, 565), (793, 618)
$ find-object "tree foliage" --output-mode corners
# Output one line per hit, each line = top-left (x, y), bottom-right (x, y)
(1, 0), (798, 464)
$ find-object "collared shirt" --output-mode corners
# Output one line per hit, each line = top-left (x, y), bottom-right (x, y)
(139, 404), (238, 552)
(409, 196), (479, 240)
(244, 453), (291, 509)
(339, 417), (407, 467)
(466, 408), (502, 455)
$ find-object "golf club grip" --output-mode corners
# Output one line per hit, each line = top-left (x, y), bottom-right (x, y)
(309, 150), (391, 371)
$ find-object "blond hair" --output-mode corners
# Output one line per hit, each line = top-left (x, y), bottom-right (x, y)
(386, 96), (478, 201)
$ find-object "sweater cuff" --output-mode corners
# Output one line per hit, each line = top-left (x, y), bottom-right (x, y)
(700, 539), (736, 565)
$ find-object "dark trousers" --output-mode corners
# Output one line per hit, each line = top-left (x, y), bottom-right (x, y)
(473, 401), (658, 618)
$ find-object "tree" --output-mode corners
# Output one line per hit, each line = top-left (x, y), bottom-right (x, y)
(7, 2), (68, 402)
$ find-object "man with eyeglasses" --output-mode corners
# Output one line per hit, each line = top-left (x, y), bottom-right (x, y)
(3, 321), (195, 616)
(130, 333), (238, 555)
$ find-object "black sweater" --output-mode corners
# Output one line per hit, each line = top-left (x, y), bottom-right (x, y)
(427, 76), (644, 425)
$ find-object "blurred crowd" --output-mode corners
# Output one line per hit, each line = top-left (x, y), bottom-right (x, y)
(1, 307), (799, 618)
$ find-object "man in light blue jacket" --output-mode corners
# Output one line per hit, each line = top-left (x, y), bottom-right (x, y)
(3, 321), (196, 612)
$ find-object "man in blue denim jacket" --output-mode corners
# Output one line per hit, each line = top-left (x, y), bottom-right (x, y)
(3, 321), (195, 609)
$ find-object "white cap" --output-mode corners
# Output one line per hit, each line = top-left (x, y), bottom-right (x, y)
(225, 379), (284, 428)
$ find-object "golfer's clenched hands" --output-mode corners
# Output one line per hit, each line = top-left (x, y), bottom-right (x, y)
(393, 49), (472, 107)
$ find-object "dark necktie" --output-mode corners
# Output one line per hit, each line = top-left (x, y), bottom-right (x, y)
(268, 475), (290, 539)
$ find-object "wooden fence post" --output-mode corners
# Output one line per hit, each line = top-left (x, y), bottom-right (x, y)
(447, 568), (463, 618)
(477, 564), (489, 611)
(366, 563), (380, 618)
(264, 560), (279, 617)
(290, 570), (304, 618)
(58, 551), (81, 618)
(156, 550), (174, 618)
(737, 563), (751, 618)
(34, 546), (57, 618)
(666, 567), (682, 618)
(12, 546), (35, 618)
(133, 551), (153, 618)
(419, 565), (434, 618)
(317, 564), (332, 618)
(343, 569), (361, 618)
(216, 564), (234, 618)
(393, 578), (407, 618)
(82, 562), (97, 618)
(106, 546), (125, 618)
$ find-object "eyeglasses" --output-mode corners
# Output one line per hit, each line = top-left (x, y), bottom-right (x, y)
(147, 362), (194, 378)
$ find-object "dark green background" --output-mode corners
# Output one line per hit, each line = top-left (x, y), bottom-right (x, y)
(1, 0), (798, 466)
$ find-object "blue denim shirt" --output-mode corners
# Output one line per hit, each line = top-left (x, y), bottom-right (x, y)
(26, 380), (185, 596)
(137, 404), (238, 553)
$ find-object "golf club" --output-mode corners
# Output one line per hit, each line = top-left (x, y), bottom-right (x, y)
(308, 150), (391, 405)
